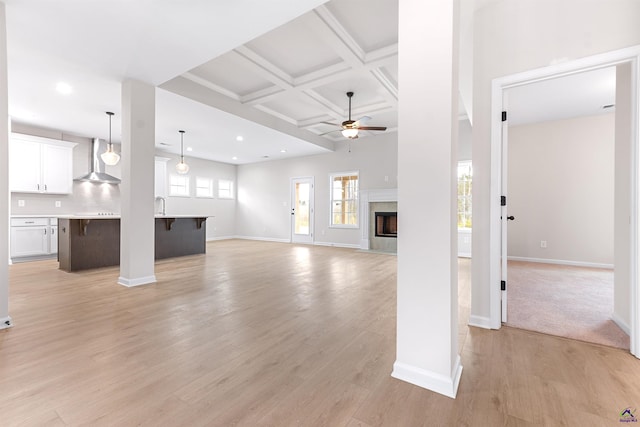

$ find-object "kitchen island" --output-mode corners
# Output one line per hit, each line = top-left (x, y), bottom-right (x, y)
(57, 215), (208, 272)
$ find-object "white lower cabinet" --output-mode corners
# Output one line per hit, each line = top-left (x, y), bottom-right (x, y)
(10, 217), (58, 261)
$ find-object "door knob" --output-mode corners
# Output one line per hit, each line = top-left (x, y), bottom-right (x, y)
(507, 215), (515, 221)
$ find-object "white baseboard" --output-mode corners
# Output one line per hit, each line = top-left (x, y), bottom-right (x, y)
(206, 236), (235, 242)
(507, 256), (613, 269)
(392, 355), (463, 398)
(0, 316), (13, 330)
(468, 314), (493, 329)
(233, 236), (291, 244)
(118, 275), (157, 287)
(612, 312), (631, 336)
(314, 241), (361, 249)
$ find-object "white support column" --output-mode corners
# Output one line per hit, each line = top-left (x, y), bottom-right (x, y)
(392, 0), (462, 398)
(0, 2), (11, 329)
(118, 79), (157, 287)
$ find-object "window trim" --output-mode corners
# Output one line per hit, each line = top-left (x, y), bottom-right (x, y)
(218, 179), (234, 200)
(329, 171), (359, 229)
(195, 176), (215, 199)
(168, 174), (191, 198)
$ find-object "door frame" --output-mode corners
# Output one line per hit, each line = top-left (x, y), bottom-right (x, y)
(290, 176), (314, 244)
(489, 45), (640, 358)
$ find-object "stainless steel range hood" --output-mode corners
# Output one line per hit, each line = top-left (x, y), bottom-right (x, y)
(75, 138), (121, 184)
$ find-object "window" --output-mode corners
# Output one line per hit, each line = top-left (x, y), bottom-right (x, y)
(330, 172), (359, 227)
(169, 174), (190, 197)
(218, 179), (234, 199)
(195, 177), (214, 198)
(457, 161), (472, 229)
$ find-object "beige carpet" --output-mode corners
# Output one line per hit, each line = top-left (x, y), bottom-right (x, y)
(506, 261), (630, 349)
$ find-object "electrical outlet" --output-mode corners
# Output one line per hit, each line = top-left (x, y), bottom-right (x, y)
(55, 201), (61, 208)
(540, 240), (547, 248)
(18, 200), (25, 207)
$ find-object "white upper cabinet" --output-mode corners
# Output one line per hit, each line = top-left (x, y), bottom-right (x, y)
(10, 133), (77, 194)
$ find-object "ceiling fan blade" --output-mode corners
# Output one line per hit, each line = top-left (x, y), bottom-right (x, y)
(356, 126), (387, 131)
(354, 116), (372, 126)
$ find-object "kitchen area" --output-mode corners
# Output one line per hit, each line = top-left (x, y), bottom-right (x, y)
(8, 121), (237, 272)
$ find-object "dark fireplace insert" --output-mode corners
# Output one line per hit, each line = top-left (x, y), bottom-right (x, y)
(375, 212), (397, 238)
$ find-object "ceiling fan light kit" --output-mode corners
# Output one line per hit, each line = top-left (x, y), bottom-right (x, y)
(337, 91), (387, 139)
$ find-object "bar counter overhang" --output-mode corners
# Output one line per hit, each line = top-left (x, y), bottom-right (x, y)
(57, 215), (208, 272)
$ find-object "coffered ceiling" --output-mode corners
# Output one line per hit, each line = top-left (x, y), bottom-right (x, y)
(160, 0), (399, 155)
(3, 0), (616, 165)
(4, 0), (398, 165)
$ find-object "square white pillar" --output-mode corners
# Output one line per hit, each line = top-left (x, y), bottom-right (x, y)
(118, 80), (157, 287)
(0, 2), (11, 329)
(392, 0), (462, 398)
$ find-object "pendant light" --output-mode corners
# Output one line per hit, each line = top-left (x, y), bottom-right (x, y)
(175, 130), (189, 174)
(100, 111), (120, 166)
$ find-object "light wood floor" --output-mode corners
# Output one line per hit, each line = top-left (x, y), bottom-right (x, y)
(2, 240), (639, 426)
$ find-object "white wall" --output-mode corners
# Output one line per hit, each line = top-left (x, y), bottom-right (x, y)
(507, 113), (614, 266)
(471, 0), (640, 323)
(458, 118), (472, 161)
(614, 62), (632, 331)
(160, 152), (237, 240)
(236, 132), (398, 246)
(8, 122), (237, 241)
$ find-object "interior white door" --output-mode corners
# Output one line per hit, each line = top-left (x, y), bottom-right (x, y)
(291, 177), (314, 244)
(501, 97), (509, 323)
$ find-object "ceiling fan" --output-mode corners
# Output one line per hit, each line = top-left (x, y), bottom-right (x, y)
(322, 91), (387, 139)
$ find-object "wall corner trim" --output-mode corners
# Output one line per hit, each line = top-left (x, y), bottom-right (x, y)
(468, 315), (493, 329)
(118, 275), (157, 287)
(612, 313), (631, 336)
(391, 356), (463, 399)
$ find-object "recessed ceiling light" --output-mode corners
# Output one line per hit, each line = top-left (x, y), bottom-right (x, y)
(280, 149), (287, 153)
(56, 82), (73, 95)
(236, 136), (243, 142)
(232, 156), (238, 160)
(186, 147), (193, 152)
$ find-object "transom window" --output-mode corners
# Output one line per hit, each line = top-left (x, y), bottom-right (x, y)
(330, 172), (359, 227)
(195, 177), (214, 198)
(218, 179), (234, 199)
(169, 174), (190, 197)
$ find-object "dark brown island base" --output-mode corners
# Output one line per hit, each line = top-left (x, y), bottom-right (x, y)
(57, 216), (207, 272)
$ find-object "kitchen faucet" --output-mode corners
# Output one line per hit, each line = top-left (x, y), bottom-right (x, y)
(156, 196), (166, 215)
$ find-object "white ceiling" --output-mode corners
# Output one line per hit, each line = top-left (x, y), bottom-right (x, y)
(506, 66), (616, 126)
(3, 0), (617, 165)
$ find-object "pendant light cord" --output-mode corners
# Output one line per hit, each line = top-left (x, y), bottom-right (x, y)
(106, 111), (114, 149)
(179, 130), (185, 161)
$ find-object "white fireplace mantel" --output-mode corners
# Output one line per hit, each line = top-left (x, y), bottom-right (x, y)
(360, 189), (398, 250)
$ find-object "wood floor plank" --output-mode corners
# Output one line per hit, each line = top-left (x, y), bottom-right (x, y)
(1, 240), (638, 426)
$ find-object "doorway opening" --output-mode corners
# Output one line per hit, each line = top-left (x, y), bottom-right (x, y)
(290, 177), (314, 244)
(489, 45), (640, 358)
(503, 67), (628, 349)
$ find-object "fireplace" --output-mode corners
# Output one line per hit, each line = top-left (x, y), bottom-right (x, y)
(375, 212), (397, 238)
